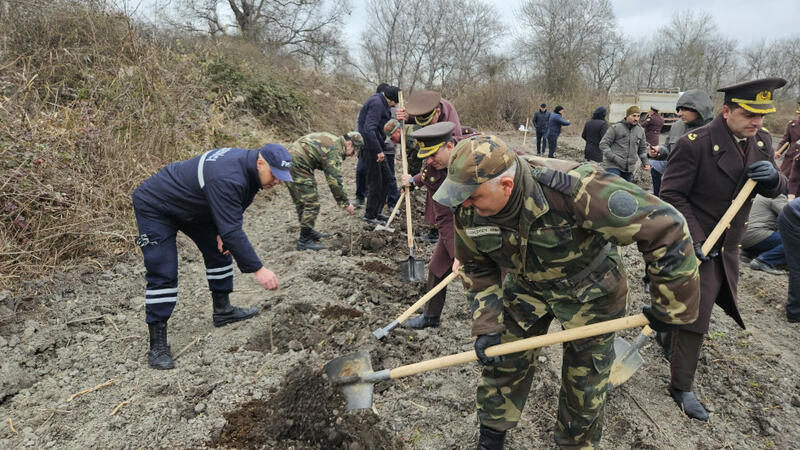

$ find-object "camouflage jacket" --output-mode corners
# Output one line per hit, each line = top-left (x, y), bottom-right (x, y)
(288, 132), (349, 207)
(454, 157), (700, 336)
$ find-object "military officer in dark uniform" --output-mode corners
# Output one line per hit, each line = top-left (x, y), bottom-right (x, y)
(398, 121), (458, 329)
(659, 77), (788, 421)
(778, 97), (800, 198)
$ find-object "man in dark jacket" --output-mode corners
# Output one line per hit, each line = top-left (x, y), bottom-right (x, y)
(532, 103), (550, 156)
(581, 106), (608, 163)
(355, 83), (390, 208)
(132, 144), (292, 369)
(648, 90), (714, 196)
(643, 107), (664, 147)
(545, 105), (570, 158)
(659, 77), (788, 421)
(357, 85), (399, 224)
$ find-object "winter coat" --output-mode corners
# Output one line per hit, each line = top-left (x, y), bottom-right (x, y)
(581, 106), (608, 163)
(599, 121), (647, 172)
(533, 109), (551, 133)
(778, 119), (800, 196)
(650, 89), (714, 173)
(545, 112), (570, 138)
(660, 114), (787, 334)
(357, 93), (391, 154)
(643, 112), (664, 146)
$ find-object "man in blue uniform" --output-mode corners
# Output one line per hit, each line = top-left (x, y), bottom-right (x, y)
(132, 144), (292, 370)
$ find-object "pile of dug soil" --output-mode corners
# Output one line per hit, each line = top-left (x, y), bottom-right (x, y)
(211, 364), (403, 449)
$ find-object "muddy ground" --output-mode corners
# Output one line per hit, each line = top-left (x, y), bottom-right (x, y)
(1, 133), (799, 449)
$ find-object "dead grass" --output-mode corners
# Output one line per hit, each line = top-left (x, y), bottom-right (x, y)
(0, 0), (364, 294)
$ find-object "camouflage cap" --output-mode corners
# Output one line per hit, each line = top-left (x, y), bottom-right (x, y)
(345, 131), (364, 149)
(432, 135), (515, 208)
(383, 119), (401, 135)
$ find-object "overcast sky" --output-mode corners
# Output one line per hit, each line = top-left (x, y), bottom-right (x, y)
(342, 0), (800, 54)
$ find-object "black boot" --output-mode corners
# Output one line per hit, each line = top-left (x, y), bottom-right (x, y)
(297, 227), (324, 250)
(309, 228), (331, 240)
(147, 322), (175, 370)
(668, 386), (709, 421)
(212, 291), (259, 327)
(477, 425), (506, 450)
(406, 313), (440, 329)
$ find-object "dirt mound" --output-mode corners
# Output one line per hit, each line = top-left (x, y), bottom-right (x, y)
(322, 305), (363, 319)
(211, 365), (403, 449)
(358, 260), (396, 275)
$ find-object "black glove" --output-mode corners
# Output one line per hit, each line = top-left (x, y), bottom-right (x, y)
(642, 305), (678, 332)
(693, 242), (719, 262)
(474, 333), (502, 366)
(746, 161), (780, 189)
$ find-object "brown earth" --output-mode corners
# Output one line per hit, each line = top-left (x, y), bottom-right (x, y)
(0, 133), (799, 449)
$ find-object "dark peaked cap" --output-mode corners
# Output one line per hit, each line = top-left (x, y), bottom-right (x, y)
(405, 89), (442, 115)
(410, 121), (456, 158)
(718, 77), (786, 114)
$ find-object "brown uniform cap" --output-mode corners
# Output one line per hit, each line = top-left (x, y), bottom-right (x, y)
(405, 89), (442, 116)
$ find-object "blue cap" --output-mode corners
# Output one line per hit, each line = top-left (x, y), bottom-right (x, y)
(259, 144), (293, 182)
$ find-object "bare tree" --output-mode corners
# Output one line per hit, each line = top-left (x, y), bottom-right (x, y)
(165, 0), (351, 67)
(516, 0), (616, 95)
(357, 0), (503, 92)
(584, 28), (630, 94)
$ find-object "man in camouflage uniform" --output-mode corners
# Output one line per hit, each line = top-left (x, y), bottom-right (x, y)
(432, 135), (700, 449)
(287, 131), (363, 250)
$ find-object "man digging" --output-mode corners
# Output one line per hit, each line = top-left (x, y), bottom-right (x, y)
(433, 135), (700, 449)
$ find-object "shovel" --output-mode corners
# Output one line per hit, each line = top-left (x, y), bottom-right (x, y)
(374, 191), (405, 232)
(326, 314), (649, 410)
(609, 141), (790, 387)
(372, 272), (458, 339)
(397, 91), (425, 282)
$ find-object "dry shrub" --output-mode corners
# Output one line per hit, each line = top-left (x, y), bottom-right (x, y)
(453, 80), (608, 136)
(0, 0), (363, 294)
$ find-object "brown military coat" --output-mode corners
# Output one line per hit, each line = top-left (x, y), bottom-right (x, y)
(412, 164), (454, 277)
(778, 119), (800, 195)
(660, 114), (787, 334)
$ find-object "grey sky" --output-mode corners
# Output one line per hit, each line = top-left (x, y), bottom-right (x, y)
(343, 0), (800, 54)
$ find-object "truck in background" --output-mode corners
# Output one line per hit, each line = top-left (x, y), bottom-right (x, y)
(609, 88), (681, 131)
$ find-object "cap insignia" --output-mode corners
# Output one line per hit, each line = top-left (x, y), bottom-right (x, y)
(756, 90), (772, 102)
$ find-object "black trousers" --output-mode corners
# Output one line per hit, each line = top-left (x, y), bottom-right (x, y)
(535, 131), (546, 155)
(363, 150), (389, 219)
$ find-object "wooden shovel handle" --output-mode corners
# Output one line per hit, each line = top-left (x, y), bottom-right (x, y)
(700, 141), (789, 256)
(398, 91), (415, 250)
(388, 314), (650, 380)
(396, 272), (458, 324)
(384, 190), (405, 228)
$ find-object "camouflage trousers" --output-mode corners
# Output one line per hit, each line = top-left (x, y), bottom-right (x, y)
(477, 266), (628, 449)
(286, 177), (320, 229)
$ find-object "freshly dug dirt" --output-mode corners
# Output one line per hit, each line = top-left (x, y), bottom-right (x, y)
(1, 134), (799, 449)
(211, 364), (402, 449)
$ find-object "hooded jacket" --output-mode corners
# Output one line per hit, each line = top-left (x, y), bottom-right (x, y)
(650, 89), (713, 173)
(581, 106), (608, 163)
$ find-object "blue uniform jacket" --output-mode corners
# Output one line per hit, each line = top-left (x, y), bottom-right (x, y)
(134, 148), (264, 273)
(357, 93), (391, 154)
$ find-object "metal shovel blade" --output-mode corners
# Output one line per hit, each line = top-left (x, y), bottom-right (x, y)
(609, 336), (644, 388)
(323, 351), (376, 410)
(399, 257), (425, 282)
